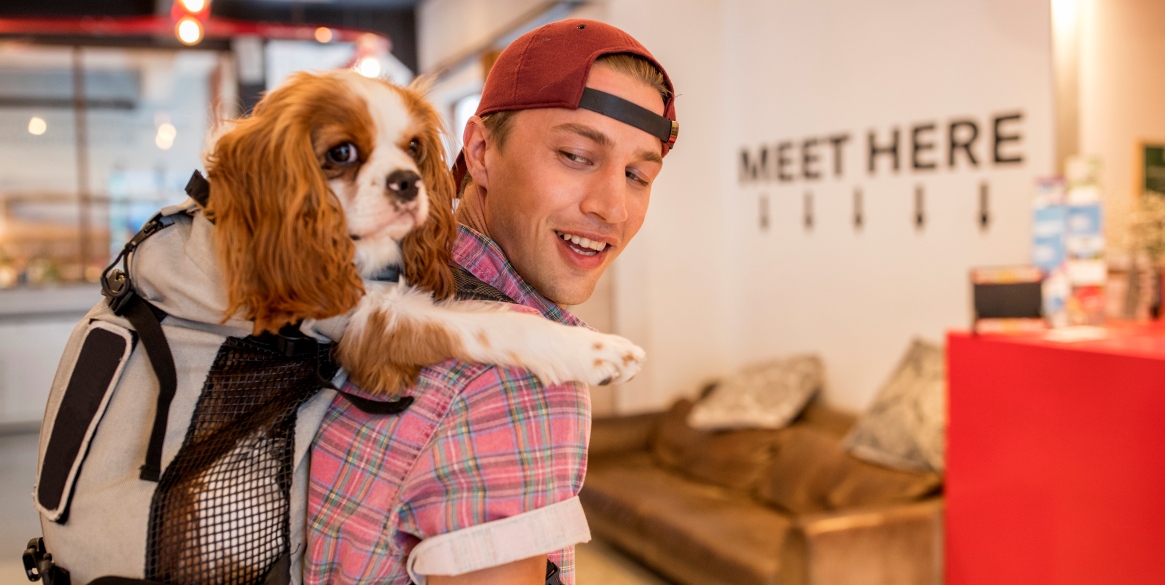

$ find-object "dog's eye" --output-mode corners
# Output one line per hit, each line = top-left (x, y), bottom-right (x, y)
(327, 142), (358, 164)
(407, 138), (421, 161)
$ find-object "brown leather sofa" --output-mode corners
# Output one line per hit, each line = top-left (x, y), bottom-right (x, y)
(581, 398), (944, 585)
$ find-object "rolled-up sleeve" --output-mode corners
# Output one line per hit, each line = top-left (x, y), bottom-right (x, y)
(396, 366), (591, 584)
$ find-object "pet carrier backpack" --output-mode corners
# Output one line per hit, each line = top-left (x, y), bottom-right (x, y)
(24, 172), (411, 585)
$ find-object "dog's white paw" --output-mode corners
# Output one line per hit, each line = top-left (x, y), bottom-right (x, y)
(579, 331), (645, 386)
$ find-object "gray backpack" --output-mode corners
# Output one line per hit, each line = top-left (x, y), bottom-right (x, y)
(25, 173), (409, 585)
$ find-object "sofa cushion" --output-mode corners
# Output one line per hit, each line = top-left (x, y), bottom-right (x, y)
(687, 355), (823, 431)
(638, 491), (790, 585)
(756, 426), (942, 514)
(651, 399), (780, 491)
(582, 452), (733, 562)
(827, 456), (942, 510)
(582, 453), (790, 585)
(844, 338), (946, 473)
(589, 412), (660, 460)
(795, 398), (857, 438)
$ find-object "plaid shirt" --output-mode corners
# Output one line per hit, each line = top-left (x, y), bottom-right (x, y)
(305, 225), (590, 584)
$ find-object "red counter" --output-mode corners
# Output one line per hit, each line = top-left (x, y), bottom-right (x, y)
(947, 325), (1165, 585)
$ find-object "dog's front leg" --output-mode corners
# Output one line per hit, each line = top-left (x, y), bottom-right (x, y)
(336, 284), (645, 395)
(445, 302), (646, 387)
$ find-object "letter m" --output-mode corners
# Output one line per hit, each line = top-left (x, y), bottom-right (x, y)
(740, 146), (771, 183)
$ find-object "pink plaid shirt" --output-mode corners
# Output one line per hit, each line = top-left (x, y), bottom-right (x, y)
(305, 226), (591, 584)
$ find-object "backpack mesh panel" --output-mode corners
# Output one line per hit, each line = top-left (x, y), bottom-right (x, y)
(145, 335), (335, 585)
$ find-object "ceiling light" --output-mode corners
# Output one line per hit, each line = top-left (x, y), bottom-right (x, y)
(156, 122), (177, 150)
(181, 0), (207, 13)
(356, 57), (381, 78)
(28, 116), (46, 136)
(176, 17), (203, 45)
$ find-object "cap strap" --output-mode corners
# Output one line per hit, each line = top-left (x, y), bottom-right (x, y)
(578, 87), (678, 146)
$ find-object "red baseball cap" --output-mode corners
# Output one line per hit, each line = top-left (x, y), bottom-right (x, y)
(452, 18), (678, 189)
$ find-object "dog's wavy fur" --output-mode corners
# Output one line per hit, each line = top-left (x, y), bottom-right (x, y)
(396, 85), (457, 301)
(204, 75), (368, 334)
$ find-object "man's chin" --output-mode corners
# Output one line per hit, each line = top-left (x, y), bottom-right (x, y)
(537, 273), (599, 307)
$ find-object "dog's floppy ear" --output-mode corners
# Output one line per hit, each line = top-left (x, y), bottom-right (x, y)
(400, 85), (457, 301)
(204, 74), (364, 333)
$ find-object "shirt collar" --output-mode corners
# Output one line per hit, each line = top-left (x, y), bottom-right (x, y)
(452, 224), (584, 327)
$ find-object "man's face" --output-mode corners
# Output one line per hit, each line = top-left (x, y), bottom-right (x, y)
(477, 65), (665, 305)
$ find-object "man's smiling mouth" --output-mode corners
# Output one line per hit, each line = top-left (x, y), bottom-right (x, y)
(555, 231), (609, 256)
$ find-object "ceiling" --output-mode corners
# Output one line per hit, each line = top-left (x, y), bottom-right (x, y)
(0, 0), (420, 18)
(0, 0), (419, 72)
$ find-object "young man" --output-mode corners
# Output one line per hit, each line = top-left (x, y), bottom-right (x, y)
(306, 19), (677, 585)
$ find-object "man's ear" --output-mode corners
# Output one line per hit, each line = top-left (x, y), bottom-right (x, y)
(462, 115), (490, 192)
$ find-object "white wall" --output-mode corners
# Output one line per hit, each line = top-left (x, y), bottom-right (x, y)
(598, 0), (733, 412)
(1078, 0), (1165, 247)
(724, 0), (1055, 409)
(417, 0), (552, 73)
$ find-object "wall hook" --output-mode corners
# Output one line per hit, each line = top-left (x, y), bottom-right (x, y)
(854, 187), (863, 230)
(914, 184), (925, 230)
(804, 191), (814, 231)
(979, 181), (990, 230)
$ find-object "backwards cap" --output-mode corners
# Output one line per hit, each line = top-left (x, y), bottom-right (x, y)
(453, 19), (678, 188)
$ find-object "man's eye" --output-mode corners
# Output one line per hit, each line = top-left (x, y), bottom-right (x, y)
(408, 138), (422, 161)
(627, 169), (649, 186)
(560, 150), (590, 165)
(327, 142), (358, 164)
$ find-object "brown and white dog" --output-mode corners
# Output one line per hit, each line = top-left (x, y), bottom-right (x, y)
(202, 69), (644, 393)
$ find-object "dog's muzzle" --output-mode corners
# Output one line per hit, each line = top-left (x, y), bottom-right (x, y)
(386, 170), (421, 202)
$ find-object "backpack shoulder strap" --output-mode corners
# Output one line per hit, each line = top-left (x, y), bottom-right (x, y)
(100, 212), (179, 483)
(452, 264), (514, 303)
(118, 293), (174, 482)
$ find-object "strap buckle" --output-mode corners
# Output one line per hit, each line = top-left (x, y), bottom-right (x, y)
(101, 214), (175, 316)
(23, 537), (69, 584)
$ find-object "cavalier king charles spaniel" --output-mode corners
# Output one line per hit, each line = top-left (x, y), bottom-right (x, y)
(202, 69), (644, 393)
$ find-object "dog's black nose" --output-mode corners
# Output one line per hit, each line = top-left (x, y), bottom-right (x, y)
(386, 170), (421, 202)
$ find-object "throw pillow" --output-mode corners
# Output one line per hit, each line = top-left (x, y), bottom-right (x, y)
(652, 399), (780, 491)
(686, 355), (824, 431)
(844, 338), (946, 473)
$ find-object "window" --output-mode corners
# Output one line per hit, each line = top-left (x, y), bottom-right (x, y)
(0, 45), (235, 288)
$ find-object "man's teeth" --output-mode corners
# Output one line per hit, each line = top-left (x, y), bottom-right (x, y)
(558, 232), (607, 253)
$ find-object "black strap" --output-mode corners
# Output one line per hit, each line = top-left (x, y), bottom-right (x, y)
(89, 578), (163, 585)
(337, 391), (414, 415)
(578, 87), (678, 145)
(452, 264), (514, 303)
(117, 293), (176, 482)
(99, 212), (179, 483)
(369, 265), (401, 283)
(545, 560), (563, 585)
(184, 170), (210, 208)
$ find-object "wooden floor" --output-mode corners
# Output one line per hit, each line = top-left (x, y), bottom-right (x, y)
(576, 539), (673, 585)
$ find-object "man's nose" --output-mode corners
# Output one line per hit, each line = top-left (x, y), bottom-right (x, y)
(580, 171), (629, 223)
(386, 170), (421, 202)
